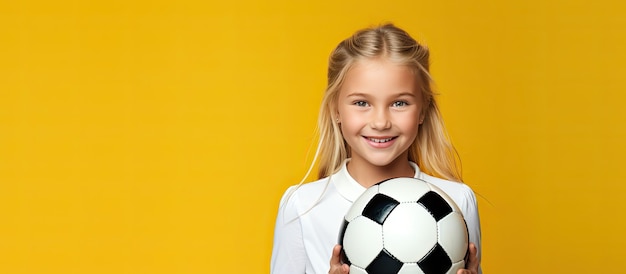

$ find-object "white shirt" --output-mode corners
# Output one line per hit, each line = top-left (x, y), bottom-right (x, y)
(271, 161), (482, 274)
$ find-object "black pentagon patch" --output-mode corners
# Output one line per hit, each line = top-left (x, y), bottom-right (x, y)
(418, 243), (452, 274)
(365, 249), (404, 274)
(362, 194), (400, 225)
(417, 191), (453, 221)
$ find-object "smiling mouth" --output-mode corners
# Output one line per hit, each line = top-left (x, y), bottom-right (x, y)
(366, 137), (396, 143)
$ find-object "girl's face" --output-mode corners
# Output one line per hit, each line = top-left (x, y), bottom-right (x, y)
(336, 58), (424, 169)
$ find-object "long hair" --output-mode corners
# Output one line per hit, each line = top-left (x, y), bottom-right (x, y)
(312, 23), (463, 182)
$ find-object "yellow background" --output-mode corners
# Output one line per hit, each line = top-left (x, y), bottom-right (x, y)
(1, 0), (625, 273)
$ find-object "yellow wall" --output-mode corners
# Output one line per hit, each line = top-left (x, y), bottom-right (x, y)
(1, 0), (625, 273)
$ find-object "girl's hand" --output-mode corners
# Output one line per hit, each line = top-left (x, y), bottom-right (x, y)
(329, 245), (350, 274)
(457, 243), (480, 274)
(330, 243), (476, 274)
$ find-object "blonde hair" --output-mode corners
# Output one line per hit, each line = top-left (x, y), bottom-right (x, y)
(283, 24), (463, 220)
(308, 23), (463, 182)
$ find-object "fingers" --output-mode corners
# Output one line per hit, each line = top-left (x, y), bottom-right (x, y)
(456, 243), (479, 274)
(329, 245), (350, 274)
(330, 244), (342, 265)
(466, 243), (479, 271)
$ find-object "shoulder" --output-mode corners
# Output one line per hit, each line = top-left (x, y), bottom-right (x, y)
(419, 173), (478, 210)
(281, 177), (331, 204)
(420, 173), (475, 197)
(276, 177), (332, 219)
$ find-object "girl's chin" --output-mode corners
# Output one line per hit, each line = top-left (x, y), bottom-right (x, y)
(352, 156), (404, 168)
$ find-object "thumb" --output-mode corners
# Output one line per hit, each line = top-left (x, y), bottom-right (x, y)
(466, 243), (479, 270)
(457, 243), (479, 274)
(330, 245), (343, 265)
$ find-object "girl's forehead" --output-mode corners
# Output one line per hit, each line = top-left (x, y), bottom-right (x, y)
(345, 59), (418, 83)
(349, 58), (420, 77)
(338, 60), (422, 99)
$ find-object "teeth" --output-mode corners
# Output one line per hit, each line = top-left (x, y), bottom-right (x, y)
(369, 137), (393, 143)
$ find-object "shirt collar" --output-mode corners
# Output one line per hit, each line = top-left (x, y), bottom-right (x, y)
(333, 159), (422, 202)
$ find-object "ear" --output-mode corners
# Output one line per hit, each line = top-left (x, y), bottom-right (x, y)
(418, 99), (430, 124)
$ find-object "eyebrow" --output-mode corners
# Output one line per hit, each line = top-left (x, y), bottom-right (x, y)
(346, 92), (416, 98)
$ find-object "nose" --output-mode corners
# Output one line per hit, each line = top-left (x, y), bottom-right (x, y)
(370, 108), (391, 130)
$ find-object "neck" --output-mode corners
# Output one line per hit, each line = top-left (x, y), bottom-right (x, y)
(346, 157), (415, 188)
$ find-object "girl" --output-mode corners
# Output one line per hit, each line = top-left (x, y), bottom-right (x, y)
(271, 24), (482, 274)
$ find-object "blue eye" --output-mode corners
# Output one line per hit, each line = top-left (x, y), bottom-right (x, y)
(392, 101), (409, 107)
(354, 101), (369, 107)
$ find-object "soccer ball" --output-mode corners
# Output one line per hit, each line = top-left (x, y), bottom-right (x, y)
(338, 177), (468, 274)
